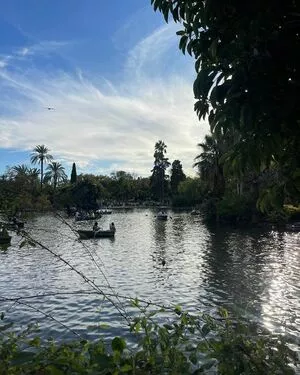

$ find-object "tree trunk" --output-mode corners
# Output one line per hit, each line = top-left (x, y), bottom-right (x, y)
(40, 159), (43, 191)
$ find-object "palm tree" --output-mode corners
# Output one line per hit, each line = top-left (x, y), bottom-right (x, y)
(12, 165), (39, 181)
(194, 134), (226, 197)
(151, 140), (170, 202)
(11, 164), (29, 176)
(44, 162), (67, 190)
(30, 145), (53, 190)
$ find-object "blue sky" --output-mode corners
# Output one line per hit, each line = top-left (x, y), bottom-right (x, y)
(0, 0), (209, 177)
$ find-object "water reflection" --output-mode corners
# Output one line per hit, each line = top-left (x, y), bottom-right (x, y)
(200, 225), (299, 341)
(0, 211), (298, 346)
(152, 218), (167, 272)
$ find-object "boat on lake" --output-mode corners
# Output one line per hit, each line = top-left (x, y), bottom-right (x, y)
(157, 211), (168, 220)
(96, 209), (112, 215)
(285, 222), (300, 232)
(0, 220), (24, 229)
(77, 229), (115, 239)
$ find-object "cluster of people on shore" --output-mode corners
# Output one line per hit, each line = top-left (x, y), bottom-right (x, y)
(75, 210), (100, 221)
(92, 222), (116, 233)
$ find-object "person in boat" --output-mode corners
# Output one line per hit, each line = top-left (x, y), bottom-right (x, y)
(0, 226), (9, 238)
(109, 222), (116, 232)
(93, 222), (99, 232)
(12, 216), (21, 226)
(11, 216), (23, 229)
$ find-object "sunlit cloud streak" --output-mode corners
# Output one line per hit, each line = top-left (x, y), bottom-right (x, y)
(0, 24), (209, 176)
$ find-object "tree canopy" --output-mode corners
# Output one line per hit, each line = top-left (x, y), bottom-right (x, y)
(151, 0), (300, 201)
(151, 140), (171, 202)
(44, 162), (67, 190)
(170, 159), (186, 195)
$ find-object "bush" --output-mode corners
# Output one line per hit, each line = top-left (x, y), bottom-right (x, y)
(217, 195), (255, 223)
(0, 306), (297, 375)
(201, 194), (257, 224)
(283, 205), (300, 221)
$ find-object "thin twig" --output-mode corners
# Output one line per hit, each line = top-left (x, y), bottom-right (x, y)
(0, 295), (82, 338)
(20, 229), (130, 324)
(55, 212), (128, 317)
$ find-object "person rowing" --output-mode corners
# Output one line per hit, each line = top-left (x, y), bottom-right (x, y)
(93, 222), (99, 232)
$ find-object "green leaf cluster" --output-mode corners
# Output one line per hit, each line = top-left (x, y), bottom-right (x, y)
(152, 0), (300, 212)
(0, 304), (297, 374)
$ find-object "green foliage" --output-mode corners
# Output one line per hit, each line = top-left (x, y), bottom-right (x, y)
(31, 145), (53, 191)
(71, 178), (100, 210)
(194, 133), (228, 198)
(152, 0), (300, 213)
(0, 305), (297, 374)
(217, 195), (256, 223)
(170, 159), (186, 196)
(200, 193), (258, 224)
(283, 205), (300, 221)
(0, 166), (48, 213)
(173, 177), (203, 207)
(70, 162), (77, 184)
(151, 140), (171, 202)
(44, 162), (67, 190)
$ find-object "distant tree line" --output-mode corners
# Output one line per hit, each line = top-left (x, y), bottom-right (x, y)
(0, 142), (200, 214)
(1, 137), (298, 224)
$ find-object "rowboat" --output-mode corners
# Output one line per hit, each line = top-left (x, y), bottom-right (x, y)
(77, 229), (115, 239)
(157, 212), (168, 220)
(96, 209), (112, 215)
(0, 221), (24, 230)
(285, 222), (300, 232)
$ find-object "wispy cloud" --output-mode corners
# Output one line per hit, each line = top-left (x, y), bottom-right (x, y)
(0, 60), (8, 68)
(0, 40), (71, 70)
(0, 25), (209, 176)
(16, 40), (70, 57)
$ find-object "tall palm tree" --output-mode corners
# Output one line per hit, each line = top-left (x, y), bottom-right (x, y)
(30, 145), (53, 190)
(44, 162), (67, 190)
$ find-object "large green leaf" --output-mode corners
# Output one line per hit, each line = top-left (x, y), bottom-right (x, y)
(111, 337), (126, 353)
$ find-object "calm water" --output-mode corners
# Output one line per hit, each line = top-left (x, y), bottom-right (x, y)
(0, 209), (299, 348)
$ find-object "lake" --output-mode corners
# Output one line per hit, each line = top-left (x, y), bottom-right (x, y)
(0, 209), (299, 349)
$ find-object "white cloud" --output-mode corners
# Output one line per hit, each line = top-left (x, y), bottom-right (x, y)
(0, 26), (209, 177)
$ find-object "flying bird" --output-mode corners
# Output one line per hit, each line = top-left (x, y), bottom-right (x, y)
(45, 107), (55, 110)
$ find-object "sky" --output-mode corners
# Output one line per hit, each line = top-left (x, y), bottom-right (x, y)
(0, 0), (209, 177)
